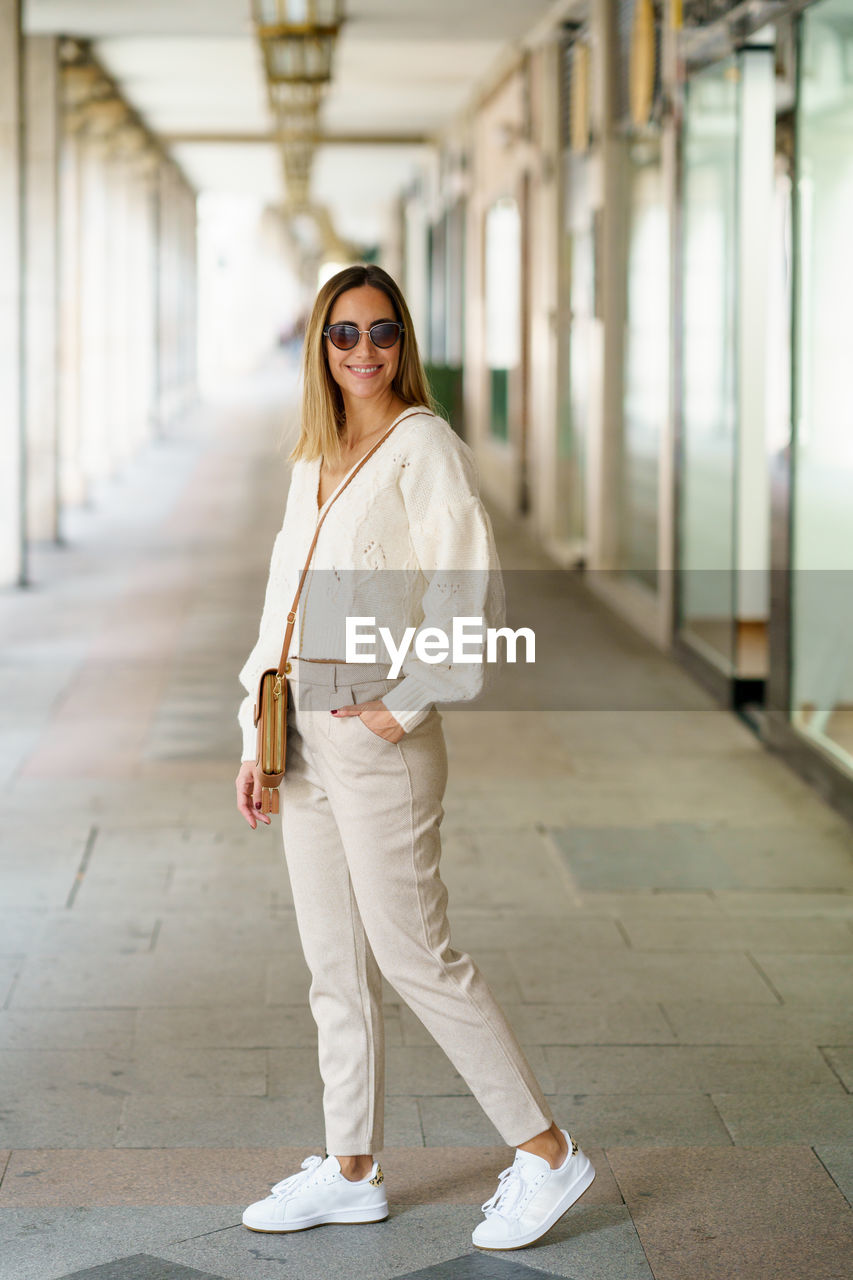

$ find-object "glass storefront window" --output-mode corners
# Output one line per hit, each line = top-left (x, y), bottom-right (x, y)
(678, 55), (739, 671)
(791, 0), (853, 771)
(555, 153), (592, 550)
(427, 216), (447, 364)
(446, 199), (465, 369)
(484, 197), (521, 443)
(622, 138), (668, 592)
(425, 201), (466, 428)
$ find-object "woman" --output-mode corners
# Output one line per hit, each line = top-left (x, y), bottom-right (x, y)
(234, 264), (594, 1250)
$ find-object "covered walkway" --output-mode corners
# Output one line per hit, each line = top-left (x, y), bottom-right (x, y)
(1, 362), (852, 1279)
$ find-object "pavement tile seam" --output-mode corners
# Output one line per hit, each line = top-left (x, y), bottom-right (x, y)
(613, 919), (633, 949)
(707, 1096), (737, 1146)
(813, 1146), (853, 1210)
(3, 967), (23, 1012)
(819, 1046), (853, 1094)
(743, 952), (786, 1004)
(601, 1157), (656, 1280)
(656, 1003), (680, 1041)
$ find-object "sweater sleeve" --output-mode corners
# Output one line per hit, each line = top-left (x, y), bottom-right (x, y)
(379, 425), (506, 732)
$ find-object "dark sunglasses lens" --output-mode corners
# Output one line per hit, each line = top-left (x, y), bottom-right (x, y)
(370, 323), (401, 347)
(327, 324), (359, 349)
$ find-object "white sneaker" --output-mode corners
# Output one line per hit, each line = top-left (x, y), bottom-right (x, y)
(472, 1129), (595, 1250)
(242, 1153), (389, 1233)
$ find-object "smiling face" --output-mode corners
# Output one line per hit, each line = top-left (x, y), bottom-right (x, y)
(324, 285), (403, 410)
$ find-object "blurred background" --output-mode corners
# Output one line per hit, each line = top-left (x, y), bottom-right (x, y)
(1, 0), (852, 810)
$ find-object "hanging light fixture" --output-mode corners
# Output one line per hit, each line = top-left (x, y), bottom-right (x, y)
(269, 80), (323, 117)
(253, 0), (345, 84)
(269, 80), (323, 140)
(252, 1), (358, 276)
(281, 137), (315, 209)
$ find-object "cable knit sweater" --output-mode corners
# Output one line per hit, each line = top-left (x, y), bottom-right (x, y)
(237, 406), (506, 760)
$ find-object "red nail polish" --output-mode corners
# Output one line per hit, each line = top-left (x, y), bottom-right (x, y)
(255, 801), (261, 809)
(331, 709), (339, 715)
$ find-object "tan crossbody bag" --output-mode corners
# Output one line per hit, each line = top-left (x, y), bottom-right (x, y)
(253, 409), (421, 815)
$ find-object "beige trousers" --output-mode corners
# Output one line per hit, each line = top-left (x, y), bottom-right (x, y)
(280, 657), (554, 1156)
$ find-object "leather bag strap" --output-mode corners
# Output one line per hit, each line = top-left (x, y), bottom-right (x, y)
(274, 406), (423, 676)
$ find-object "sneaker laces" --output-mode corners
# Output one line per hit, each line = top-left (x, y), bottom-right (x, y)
(269, 1154), (325, 1200)
(480, 1161), (528, 1220)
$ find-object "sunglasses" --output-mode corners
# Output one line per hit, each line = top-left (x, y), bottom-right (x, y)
(323, 321), (405, 350)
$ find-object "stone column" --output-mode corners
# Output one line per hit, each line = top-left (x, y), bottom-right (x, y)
(24, 33), (60, 542)
(58, 116), (86, 506)
(76, 125), (110, 488)
(152, 160), (172, 430)
(83, 98), (130, 485)
(126, 147), (158, 453)
(103, 134), (133, 469)
(58, 59), (104, 508)
(0, 0), (24, 585)
(181, 179), (199, 414)
(150, 159), (197, 431)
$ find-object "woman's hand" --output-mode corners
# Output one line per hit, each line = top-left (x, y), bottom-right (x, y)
(236, 761), (273, 828)
(332, 699), (405, 743)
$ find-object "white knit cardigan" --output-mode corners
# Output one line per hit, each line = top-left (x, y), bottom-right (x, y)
(237, 406), (506, 760)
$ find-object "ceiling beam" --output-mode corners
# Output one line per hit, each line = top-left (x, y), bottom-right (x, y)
(159, 130), (432, 146)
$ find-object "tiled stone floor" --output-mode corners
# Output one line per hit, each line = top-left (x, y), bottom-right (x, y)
(1, 357), (852, 1279)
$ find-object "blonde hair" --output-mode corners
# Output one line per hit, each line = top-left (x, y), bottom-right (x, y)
(289, 263), (439, 463)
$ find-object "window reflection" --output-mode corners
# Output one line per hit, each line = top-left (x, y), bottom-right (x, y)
(791, 0), (853, 770)
(622, 139), (668, 591)
(678, 58), (739, 668)
(484, 197), (521, 442)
